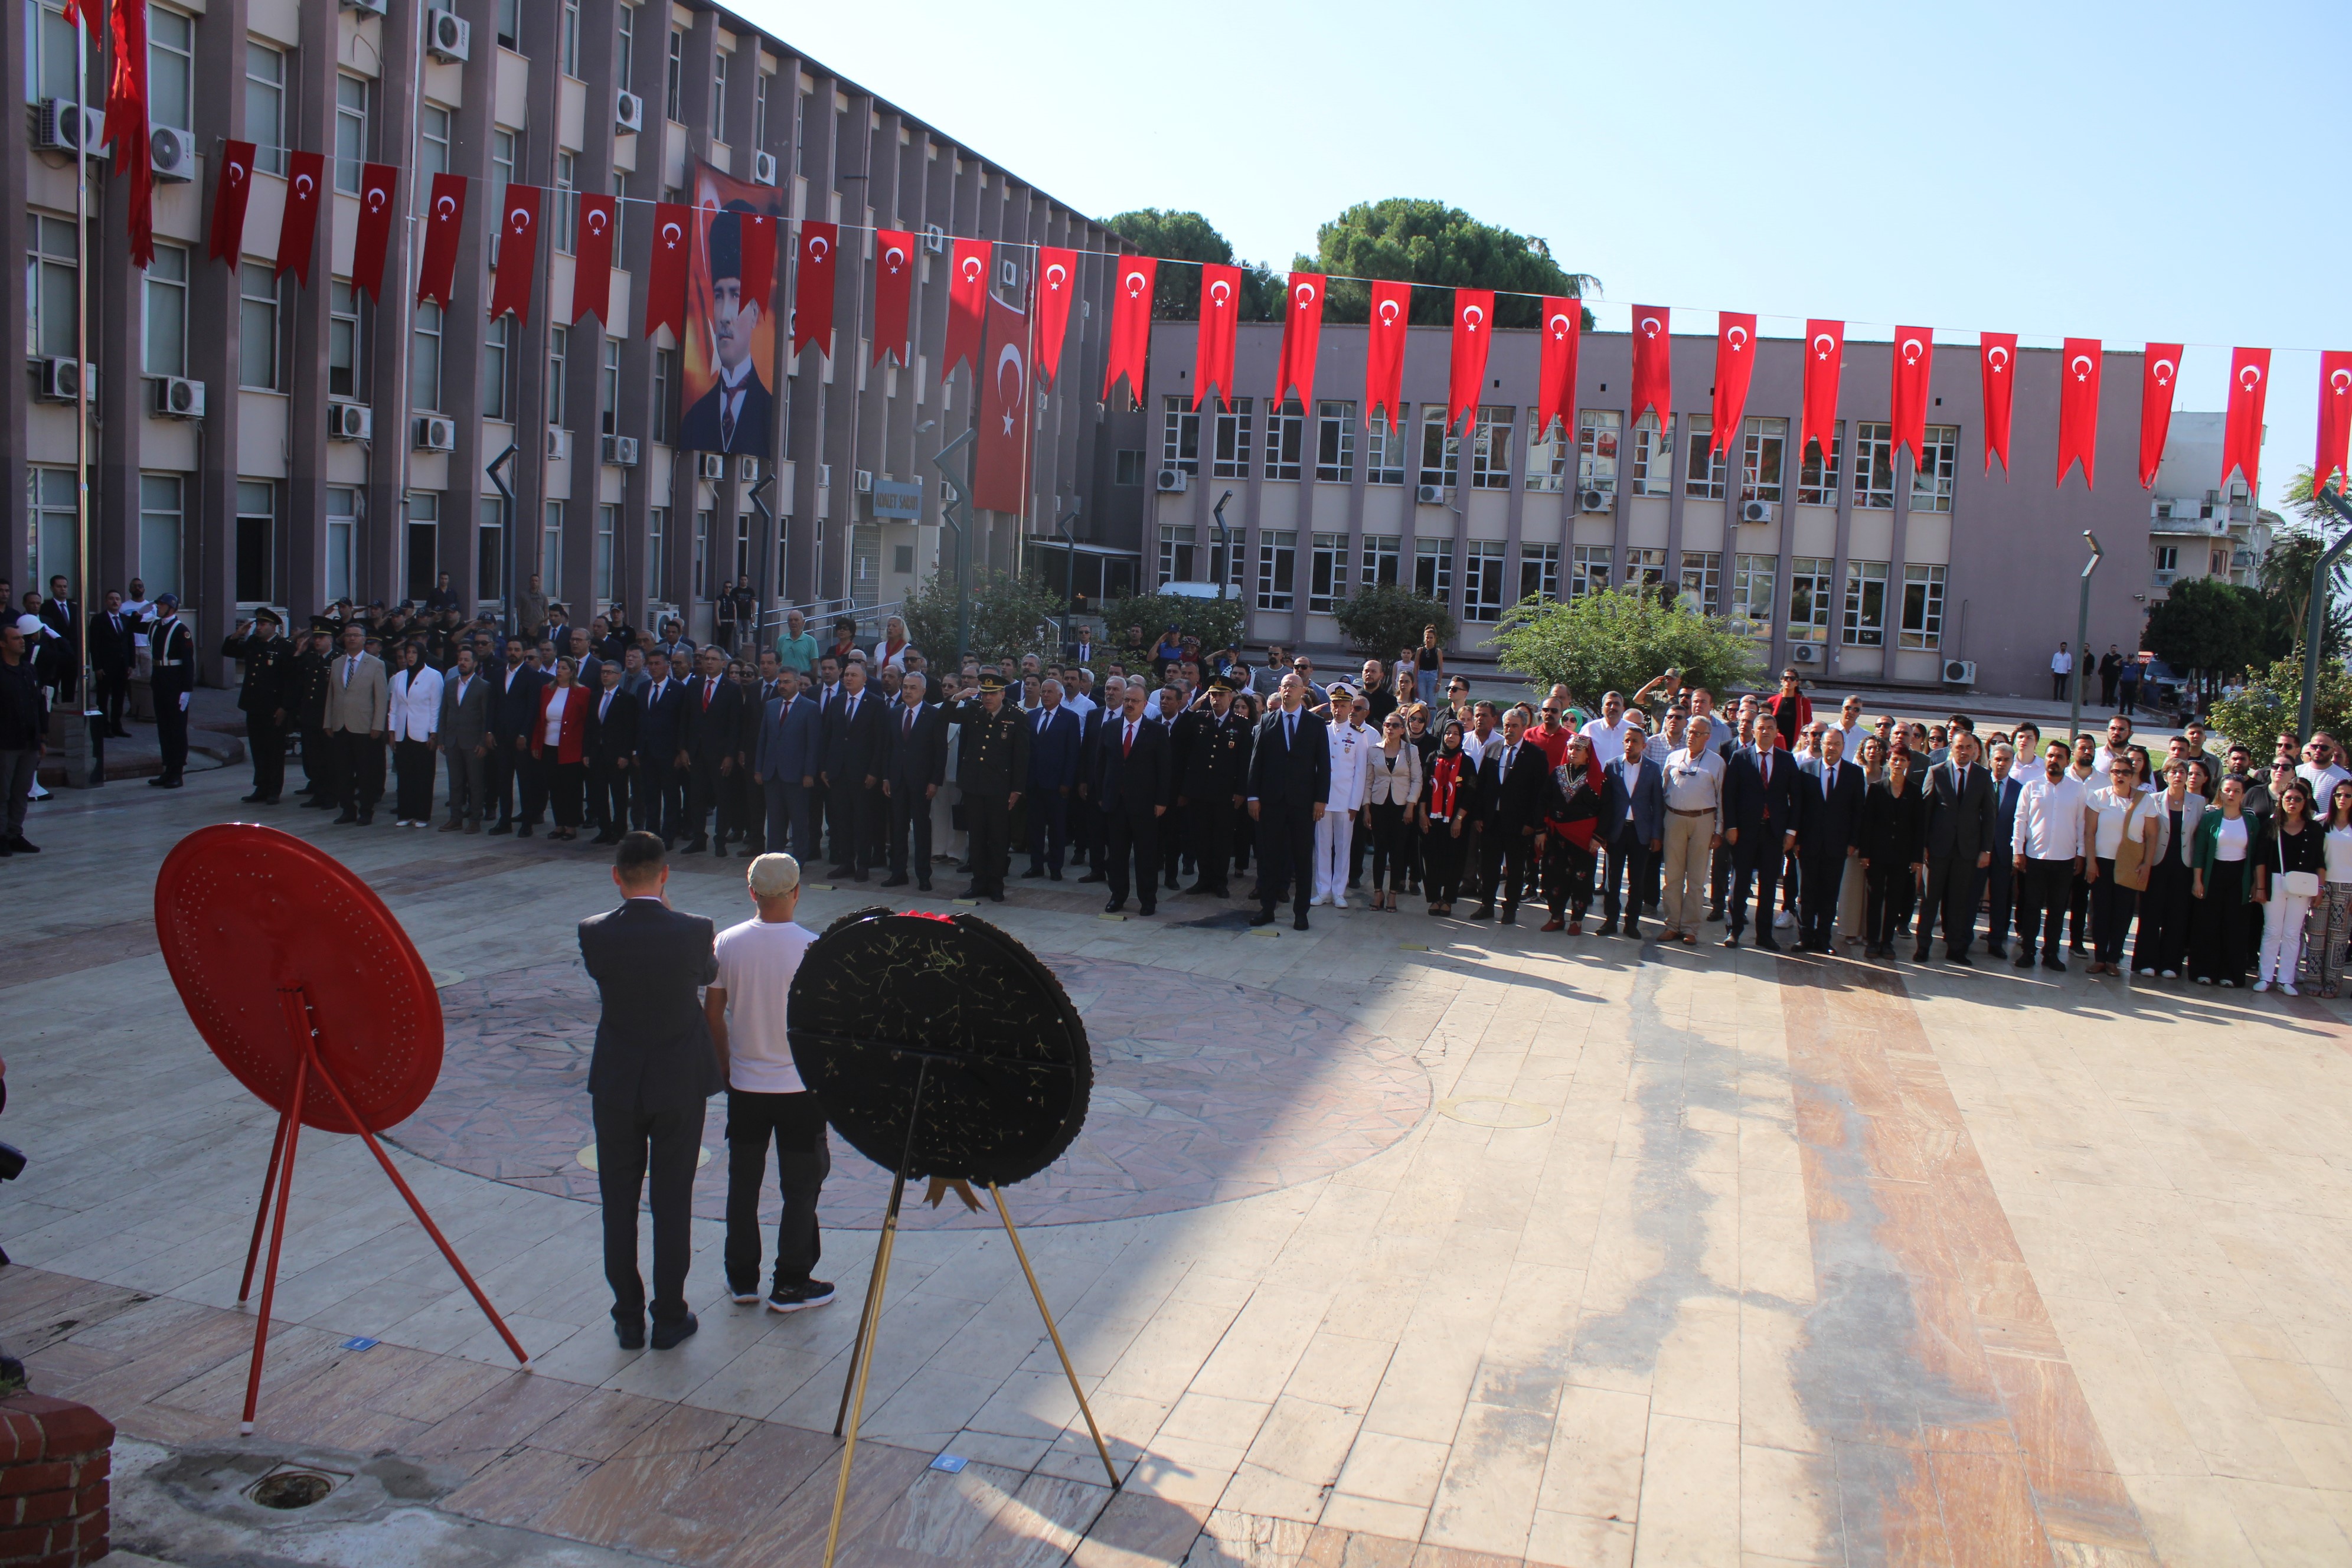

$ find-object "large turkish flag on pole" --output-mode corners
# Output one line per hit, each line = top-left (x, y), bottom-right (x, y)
(2137, 344), (2183, 489)
(570, 195), (615, 326)
(1446, 289), (1494, 433)
(486, 183), (543, 324)
(350, 163), (400, 303)
(1102, 256), (1156, 409)
(642, 201), (691, 341)
(2317, 351), (2352, 494)
(1887, 327), (1933, 466)
(416, 172), (468, 308)
(1801, 320), (1843, 465)
(1629, 306), (1671, 432)
(1710, 312), (1757, 456)
(2222, 347), (2271, 492)
(974, 284), (1034, 516)
(872, 230), (914, 368)
(1034, 246), (1077, 387)
(104, 0), (154, 266)
(207, 140), (258, 264)
(2057, 339), (2103, 488)
(1273, 272), (1324, 409)
(1364, 280), (1410, 432)
(943, 239), (991, 382)
(1536, 297), (1579, 440)
(1978, 332), (2017, 475)
(790, 220), (834, 359)
(1194, 263), (1242, 410)
(272, 150), (326, 286)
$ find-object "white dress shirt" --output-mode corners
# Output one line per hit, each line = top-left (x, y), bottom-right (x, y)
(1580, 714), (1632, 768)
(2011, 772), (2086, 860)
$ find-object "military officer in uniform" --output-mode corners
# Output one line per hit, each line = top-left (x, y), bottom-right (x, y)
(294, 620), (338, 806)
(1176, 675), (1254, 898)
(942, 672), (1030, 901)
(146, 594), (196, 790)
(221, 607), (295, 804)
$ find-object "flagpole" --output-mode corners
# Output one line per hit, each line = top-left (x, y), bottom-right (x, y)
(73, 6), (94, 785)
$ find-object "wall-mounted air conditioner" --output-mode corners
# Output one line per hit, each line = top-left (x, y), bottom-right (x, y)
(427, 9), (470, 62)
(149, 126), (197, 182)
(751, 151), (778, 186)
(697, 452), (726, 481)
(545, 426), (572, 460)
(615, 91), (644, 133)
(414, 414), (457, 451)
(328, 401), (371, 440)
(37, 358), (93, 403)
(603, 435), (639, 466)
(152, 377), (205, 419)
(1155, 469), (1187, 494)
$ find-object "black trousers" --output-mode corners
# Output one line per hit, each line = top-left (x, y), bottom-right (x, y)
(684, 758), (731, 844)
(486, 739), (518, 822)
(1104, 808), (1161, 911)
(965, 792), (1011, 892)
(592, 1096), (704, 1327)
(301, 721), (334, 795)
(1255, 804), (1317, 916)
(2190, 860), (2253, 983)
(1983, 855), (2015, 952)
(1798, 851), (1847, 948)
(1367, 801), (1409, 893)
(156, 688), (191, 780)
(638, 755), (683, 840)
(2068, 866), (2092, 948)
(1481, 829), (1536, 912)
(724, 1089), (829, 1294)
(1190, 796), (1236, 893)
(394, 737), (437, 820)
(1422, 821), (1466, 902)
(591, 760), (631, 834)
(248, 713), (288, 799)
(549, 759), (587, 829)
(2091, 859), (2138, 964)
(890, 784), (933, 880)
(1027, 789), (1069, 874)
(2134, 859), (2193, 972)
(2015, 857), (2077, 959)
(1919, 852), (1984, 956)
(334, 730), (385, 811)
(1866, 861), (1917, 949)
(95, 664), (129, 731)
(1603, 831), (1659, 927)
(1729, 842), (1781, 937)
(1543, 838), (1598, 920)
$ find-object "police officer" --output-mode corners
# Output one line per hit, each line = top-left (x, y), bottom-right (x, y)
(1177, 675), (1254, 897)
(293, 620), (338, 806)
(943, 672), (1030, 902)
(221, 607), (295, 804)
(146, 594), (195, 790)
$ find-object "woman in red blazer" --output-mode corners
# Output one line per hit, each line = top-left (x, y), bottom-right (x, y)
(532, 656), (590, 840)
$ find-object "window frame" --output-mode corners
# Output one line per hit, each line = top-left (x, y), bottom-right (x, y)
(1570, 545), (1612, 600)
(1732, 553), (1776, 635)
(1682, 414), (1726, 500)
(1898, 563), (1946, 651)
(1361, 534), (1402, 590)
(479, 313), (511, 421)
(1212, 397), (1254, 481)
(1624, 546), (1667, 593)
(1417, 409), (1460, 491)
(243, 43), (288, 176)
(1630, 413), (1672, 497)
(1853, 421), (1896, 509)
(1262, 397), (1304, 482)
(1797, 420), (1843, 507)
(1518, 541), (1560, 605)
(146, 6), (195, 133)
(547, 325), (569, 427)
(1911, 424), (1959, 512)
(1788, 556), (1835, 643)
(238, 262), (285, 391)
(1160, 395), (1200, 476)
(1468, 405), (1514, 491)
(1678, 550), (1721, 616)
(1255, 528), (1297, 612)
(1413, 537), (1453, 603)
(1315, 400), (1355, 482)
(143, 241), (189, 378)
(1365, 407), (1407, 486)
(411, 300), (445, 413)
(1309, 531), (1347, 613)
(1842, 559), (1890, 647)
(327, 279), (363, 400)
(1463, 539), (1506, 622)
(334, 73), (370, 195)
(27, 213), (76, 360)
(1740, 416), (1787, 504)
(1157, 524), (1194, 587)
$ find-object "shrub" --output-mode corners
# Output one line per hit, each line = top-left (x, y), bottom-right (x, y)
(1489, 588), (1760, 708)
(1332, 584), (1456, 661)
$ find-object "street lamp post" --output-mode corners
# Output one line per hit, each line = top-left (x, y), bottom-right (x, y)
(2070, 531), (2102, 746)
(2301, 486), (2352, 740)
(930, 429), (977, 659)
(1212, 491), (1234, 602)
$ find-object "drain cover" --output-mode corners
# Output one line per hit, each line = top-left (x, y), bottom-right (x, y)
(250, 1470), (336, 1510)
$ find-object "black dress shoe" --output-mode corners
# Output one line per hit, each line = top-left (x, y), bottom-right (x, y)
(1293, 913), (1311, 931)
(241, 791), (268, 803)
(1913, 949), (1932, 963)
(1757, 938), (1783, 953)
(7, 838), (35, 855)
(615, 1317), (646, 1350)
(358, 810), (375, 825)
(517, 822), (532, 838)
(1249, 910), (1278, 926)
(649, 1312), (698, 1350)
(1985, 945), (2007, 961)
(685, 838), (708, 854)
(1049, 869), (1063, 881)
(1598, 921), (1618, 936)
(1079, 871), (1107, 884)
(334, 810), (360, 824)
(488, 820), (513, 834)
(1948, 954), (1974, 967)
(881, 874), (910, 887)
(960, 885), (986, 900)
(1469, 905), (1494, 922)
(148, 775), (171, 788)
(1139, 904), (1157, 917)
(916, 880), (932, 893)
(2042, 956), (2067, 972)
(2014, 950), (2036, 968)
(1103, 898), (1127, 913)
(1021, 867), (1046, 878)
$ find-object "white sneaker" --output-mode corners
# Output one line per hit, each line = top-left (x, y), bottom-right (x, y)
(1774, 909), (1795, 929)
(2160, 969), (2178, 979)
(1331, 894), (1348, 910)
(2254, 980), (2271, 992)
(2283, 984), (2300, 997)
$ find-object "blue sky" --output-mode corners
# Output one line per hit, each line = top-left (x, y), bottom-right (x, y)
(747, 0), (2348, 512)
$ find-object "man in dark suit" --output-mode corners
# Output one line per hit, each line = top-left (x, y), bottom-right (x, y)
(1721, 729), (1799, 950)
(1794, 727), (1866, 953)
(1916, 729), (1998, 963)
(818, 658), (887, 880)
(219, 606), (295, 804)
(488, 633), (545, 834)
(87, 590), (134, 737)
(1089, 680), (1174, 915)
(586, 660), (640, 844)
(1474, 707), (1550, 925)
(1023, 679), (1083, 881)
(577, 833), (721, 1350)
(1246, 673), (1331, 930)
(754, 666), (823, 860)
(437, 645), (494, 831)
(1598, 726), (1667, 939)
(636, 649), (687, 844)
(735, 651), (788, 854)
(676, 203), (775, 459)
(1178, 677), (1253, 897)
(1984, 739), (2028, 961)
(881, 671), (948, 889)
(37, 575), (76, 705)
(680, 645), (744, 855)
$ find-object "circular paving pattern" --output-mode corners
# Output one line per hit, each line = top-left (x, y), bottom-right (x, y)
(389, 953), (1430, 1229)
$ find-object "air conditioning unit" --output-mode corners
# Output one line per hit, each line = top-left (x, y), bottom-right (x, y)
(34, 100), (104, 156)
(1791, 642), (1821, 665)
(737, 456), (759, 483)
(602, 435), (639, 466)
(544, 426), (572, 460)
(149, 125), (196, 182)
(327, 401), (371, 440)
(697, 452), (725, 481)
(854, 469), (874, 494)
(152, 376), (205, 419)
(426, 9), (470, 62)
(413, 414), (456, 452)
(1942, 659), (1976, 684)
(341, 0), (388, 15)
(1577, 487), (1612, 512)
(818, 463), (832, 488)
(922, 223), (947, 254)
(751, 151), (778, 187)
(37, 358), (93, 403)
(1416, 483), (1447, 505)
(1155, 468), (1188, 494)
(614, 90), (643, 133)
(1000, 259), (1020, 289)
(1740, 499), (1776, 524)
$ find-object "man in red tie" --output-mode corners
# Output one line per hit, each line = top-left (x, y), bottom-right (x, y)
(1721, 720), (1799, 950)
(1087, 680), (1173, 916)
(681, 646), (743, 855)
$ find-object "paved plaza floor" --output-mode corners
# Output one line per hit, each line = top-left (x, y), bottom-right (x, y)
(4, 769), (2351, 1566)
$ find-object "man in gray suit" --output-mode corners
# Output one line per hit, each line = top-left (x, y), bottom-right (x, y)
(437, 645), (493, 832)
(322, 621), (390, 825)
(1917, 729), (1997, 964)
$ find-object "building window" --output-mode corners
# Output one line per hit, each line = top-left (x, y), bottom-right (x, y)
(1853, 421), (1896, 509)
(1361, 534), (1402, 589)
(1732, 554), (1775, 635)
(616, 4), (635, 87)
(1678, 550), (1721, 616)
(1899, 564), (1946, 650)
(1788, 556), (1834, 643)
(1740, 417), (1787, 504)
(1630, 413), (1672, 496)
(1213, 397), (1255, 479)
(28, 468), (75, 592)
(1683, 414), (1726, 500)
(694, 508), (712, 599)
(496, 0), (520, 50)
(1417, 410), (1459, 491)
(1115, 449), (1145, 486)
(1465, 407), (1513, 491)
(712, 46), (730, 136)
(411, 302), (444, 411)
(547, 325), (569, 426)
(1526, 409), (1569, 493)
(544, 501), (566, 593)
(1157, 524), (1193, 586)
(1579, 410), (1622, 497)
(1570, 545), (1611, 600)
(419, 104), (452, 180)
(601, 338), (621, 435)
(1414, 538), (1453, 603)
(754, 65), (769, 144)
(334, 74), (370, 195)
(1797, 421), (1843, 507)
(479, 315), (509, 420)
(665, 28), (684, 122)
(652, 347), (677, 445)
(1625, 547), (1666, 592)
(148, 7), (194, 132)
(237, 481), (278, 604)
(244, 43), (286, 175)
(27, 2), (79, 105)
(1255, 530), (1296, 612)
(1842, 560), (1889, 646)
(560, 0), (580, 75)
(143, 242), (188, 378)
(139, 473), (184, 598)
(648, 506), (669, 601)
(1160, 396), (1200, 475)
(1518, 541), (1560, 604)
(477, 497), (508, 603)
(327, 280), (362, 400)
(793, 89), (808, 174)
(1912, 424), (1959, 512)
(491, 129), (518, 215)
(1263, 398), (1304, 481)
(325, 486), (357, 603)
(1309, 532), (1347, 613)
(401, 491), (439, 600)
(554, 152), (577, 253)
(1366, 409), (1408, 485)
(596, 504), (618, 602)
(1210, 528), (1244, 596)
(239, 263), (283, 391)
(1464, 540), (1506, 621)
(2154, 544), (2179, 574)
(27, 214), (76, 360)
(1315, 401), (1355, 481)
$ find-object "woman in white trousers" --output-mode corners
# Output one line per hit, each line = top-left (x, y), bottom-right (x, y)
(2256, 777), (2321, 994)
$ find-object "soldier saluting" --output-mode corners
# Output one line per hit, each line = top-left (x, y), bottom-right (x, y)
(942, 672), (1030, 902)
(221, 607), (295, 805)
(1175, 674), (1254, 899)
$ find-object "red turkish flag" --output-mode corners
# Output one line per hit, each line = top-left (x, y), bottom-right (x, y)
(486, 183), (543, 324)
(1888, 326), (1934, 466)
(1629, 306), (1672, 429)
(1273, 272), (1324, 408)
(641, 201), (691, 341)
(1035, 246), (1078, 387)
(2057, 338), (2102, 488)
(2317, 351), (2352, 494)
(1710, 312), (1758, 456)
(1194, 263), (1242, 410)
(416, 172), (468, 308)
(974, 283), (1034, 515)
(1536, 296), (1580, 440)
(207, 140), (259, 264)
(943, 239), (991, 382)
(2223, 347), (2272, 491)
(1364, 280), (1410, 431)
(872, 229), (914, 368)
(351, 162), (399, 303)
(2137, 343), (2183, 489)
(104, 0), (153, 267)
(570, 194), (615, 326)
(740, 214), (777, 318)
(272, 150), (326, 286)
(791, 220), (834, 358)
(1801, 320), (1844, 463)
(1446, 289), (1494, 433)
(1978, 332), (2017, 475)
(1102, 256), (1156, 409)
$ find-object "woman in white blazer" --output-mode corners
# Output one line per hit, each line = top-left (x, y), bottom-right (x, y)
(1361, 709), (1423, 910)
(386, 640), (444, 827)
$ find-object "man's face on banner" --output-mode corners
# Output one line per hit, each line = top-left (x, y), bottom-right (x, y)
(711, 274), (758, 373)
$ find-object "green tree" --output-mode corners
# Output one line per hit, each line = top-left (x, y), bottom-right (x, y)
(2208, 656), (2352, 756)
(2256, 522), (2352, 662)
(1297, 199), (1598, 331)
(902, 566), (1066, 665)
(2144, 576), (2270, 700)
(1103, 590), (1246, 671)
(1490, 589), (1759, 707)
(1332, 584), (1456, 661)
(1103, 210), (1280, 322)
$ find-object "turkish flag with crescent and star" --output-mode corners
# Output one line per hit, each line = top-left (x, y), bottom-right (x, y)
(1710, 312), (1758, 456)
(2317, 351), (2352, 494)
(1447, 289), (1494, 433)
(974, 282), (1034, 515)
(1536, 296), (1580, 440)
(1978, 332), (2017, 474)
(1035, 246), (1078, 387)
(1364, 280), (1411, 431)
(416, 172), (468, 308)
(104, 0), (153, 266)
(1194, 263), (1242, 410)
(570, 194), (615, 326)
(1102, 256), (1157, 409)
(2222, 347), (2271, 491)
(1887, 327), (1934, 465)
(1630, 306), (1672, 430)
(272, 150), (326, 286)
(350, 162), (400, 302)
(943, 239), (991, 382)
(790, 219), (832, 358)
(872, 229), (914, 368)
(642, 201), (691, 341)
(2057, 338), (2103, 488)
(207, 139), (259, 264)
(1273, 272), (1324, 408)
(741, 214), (778, 319)
(486, 183), (543, 324)
(2137, 343), (2183, 489)
(1802, 321), (1844, 464)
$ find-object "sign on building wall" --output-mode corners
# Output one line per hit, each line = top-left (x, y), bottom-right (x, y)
(678, 155), (782, 462)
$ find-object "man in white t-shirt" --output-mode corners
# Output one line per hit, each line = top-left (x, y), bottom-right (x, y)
(1580, 690), (1633, 767)
(704, 853), (835, 1314)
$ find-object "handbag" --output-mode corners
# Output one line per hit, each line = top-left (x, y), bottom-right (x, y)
(2282, 870), (2321, 899)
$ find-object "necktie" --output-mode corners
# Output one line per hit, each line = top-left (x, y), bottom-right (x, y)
(903, 707), (914, 737)
(1761, 752), (1770, 789)
(720, 393), (736, 452)
(1123, 723), (1135, 758)
(344, 656), (355, 688)
(600, 692), (612, 721)
(704, 679), (714, 710)
(1285, 713), (1296, 748)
